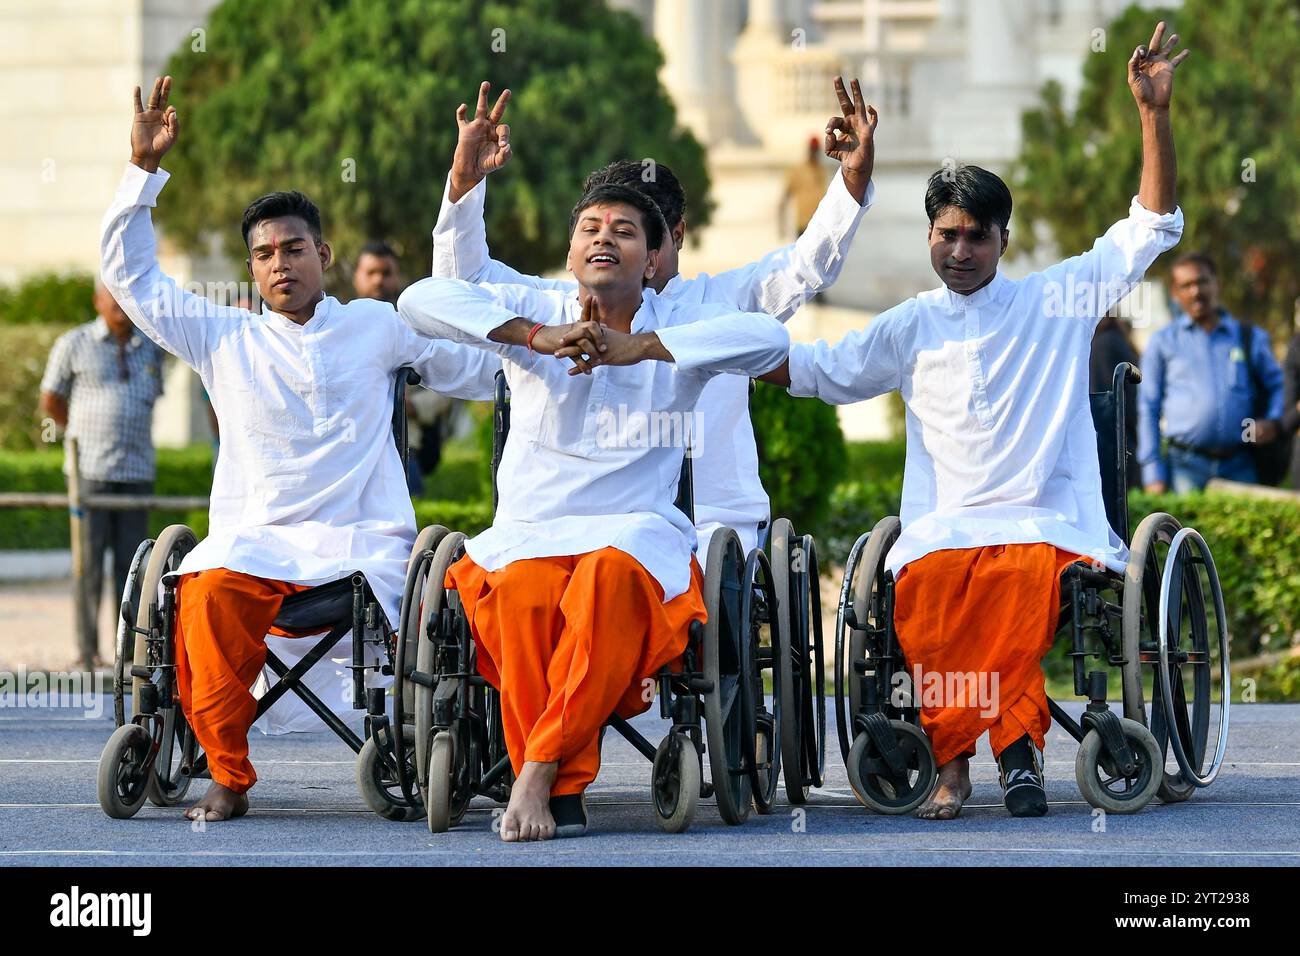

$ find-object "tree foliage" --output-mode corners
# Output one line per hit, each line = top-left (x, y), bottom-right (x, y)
(157, 0), (711, 283)
(1013, 0), (1300, 338)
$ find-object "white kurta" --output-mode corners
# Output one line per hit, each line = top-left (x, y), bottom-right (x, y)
(429, 170), (871, 554)
(397, 279), (791, 601)
(788, 198), (1184, 575)
(100, 163), (500, 629)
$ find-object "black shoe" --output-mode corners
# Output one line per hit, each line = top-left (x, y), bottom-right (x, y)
(998, 736), (1048, 818)
(549, 793), (588, 838)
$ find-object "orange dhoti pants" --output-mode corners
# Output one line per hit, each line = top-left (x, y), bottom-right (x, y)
(892, 544), (1079, 768)
(173, 568), (313, 793)
(446, 547), (706, 796)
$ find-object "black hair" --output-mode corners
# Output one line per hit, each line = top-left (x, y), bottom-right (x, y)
(357, 239), (399, 263)
(581, 159), (686, 232)
(241, 191), (323, 249)
(924, 164), (1013, 233)
(1170, 252), (1217, 278)
(569, 183), (668, 255)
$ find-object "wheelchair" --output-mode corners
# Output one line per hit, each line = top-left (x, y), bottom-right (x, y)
(383, 371), (825, 832)
(832, 363), (1231, 815)
(97, 369), (428, 821)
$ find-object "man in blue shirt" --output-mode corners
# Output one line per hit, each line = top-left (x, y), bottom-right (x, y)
(1139, 252), (1285, 492)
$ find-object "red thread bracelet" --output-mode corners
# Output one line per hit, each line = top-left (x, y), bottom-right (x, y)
(526, 322), (545, 353)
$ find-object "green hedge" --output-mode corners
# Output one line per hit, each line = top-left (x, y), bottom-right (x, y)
(0, 443), (494, 550)
(0, 445), (217, 549)
(0, 272), (95, 327)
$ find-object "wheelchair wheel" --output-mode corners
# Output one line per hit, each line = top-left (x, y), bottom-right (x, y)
(701, 528), (754, 825)
(426, 730), (457, 833)
(833, 531), (871, 765)
(391, 525), (448, 810)
(97, 723), (152, 819)
(130, 524), (196, 718)
(131, 524), (199, 807)
(740, 547), (781, 814)
(355, 735), (424, 822)
(1122, 513), (1216, 802)
(1155, 529), (1230, 790)
(114, 539), (154, 727)
(1075, 718), (1163, 814)
(773, 521), (826, 804)
(846, 717), (937, 815)
(396, 525), (449, 724)
(838, 517), (903, 768)
(652, 732), (701, 833)
(413, 531), (466, 808)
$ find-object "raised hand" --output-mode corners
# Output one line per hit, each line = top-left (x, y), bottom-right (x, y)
(1128, 21), (1189, 111)
(131, 76), (179, 173)
(825, 77), (878, 203)
(448, 81), (512, 202)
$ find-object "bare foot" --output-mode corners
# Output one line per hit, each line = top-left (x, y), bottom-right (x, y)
(916, 757), (972, 820)
(184, 781), (249, 823)
(500, 761), (558, 843)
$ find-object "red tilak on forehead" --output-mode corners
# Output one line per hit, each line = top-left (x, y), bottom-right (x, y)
(604, 212), (612, 224)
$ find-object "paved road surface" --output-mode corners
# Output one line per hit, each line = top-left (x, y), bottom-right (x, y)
(1, 698), (1296, 867)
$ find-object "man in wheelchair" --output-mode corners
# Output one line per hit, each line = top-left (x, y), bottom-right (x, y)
(762, 23), (1188, 819)
(99, 77), (499, 822)
(397, 185), (789, 840)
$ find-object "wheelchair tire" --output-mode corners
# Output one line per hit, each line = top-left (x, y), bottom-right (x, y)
(1075, 718), (1163, 814)
(834, 531), (871, 766)
(356, 735), (424, 822)
(652, 732), (701, 834)
(131, 524), (197, 720)
(114, 539), (154, 727)
(426, 731), (456, 833)
(773, 520), (824, 804)
(413, 532), (467, 809)
(1122, 513), (1201, 803)
(396, 525), (449, 725)
(740, 547), (781, 814)
(97, 723), (152, 819)
(702, 529), (754, 825)
(845, 719), (937, 815)
(838, 517), (903, 772)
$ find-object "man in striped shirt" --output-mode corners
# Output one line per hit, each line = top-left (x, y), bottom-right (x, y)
(40, 282), (167, 666)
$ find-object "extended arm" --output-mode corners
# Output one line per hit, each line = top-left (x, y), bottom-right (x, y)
(780, 304), (905, 405)
(653, 306), (791, 379)
(102, 77), (241, 369)
(709, 77), (878, 322)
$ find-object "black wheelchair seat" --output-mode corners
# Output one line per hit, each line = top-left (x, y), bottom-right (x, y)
(272, 576), (368, 631)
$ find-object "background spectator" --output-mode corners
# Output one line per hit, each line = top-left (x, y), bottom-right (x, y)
(1282, 316), (1300, 488)
(38, 281), (165, 664)
(1138, 253), (1285, 493)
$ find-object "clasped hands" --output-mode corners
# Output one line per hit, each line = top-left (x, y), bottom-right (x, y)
(528, 298), (666, 376)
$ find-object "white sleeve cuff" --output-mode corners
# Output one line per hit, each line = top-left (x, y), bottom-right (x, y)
(120, 163), (169, 206)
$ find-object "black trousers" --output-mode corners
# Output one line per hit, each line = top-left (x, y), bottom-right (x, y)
(81, 478), (152, 660)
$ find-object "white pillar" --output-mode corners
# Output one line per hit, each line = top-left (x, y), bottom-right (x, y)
(655, 0), (716, 141)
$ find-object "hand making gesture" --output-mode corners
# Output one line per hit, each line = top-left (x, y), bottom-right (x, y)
(825, 76), (879, 204)
(131, 75), (179, 173)
(1128, 20), (1189, 111)
(449, 81), (512, 202)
